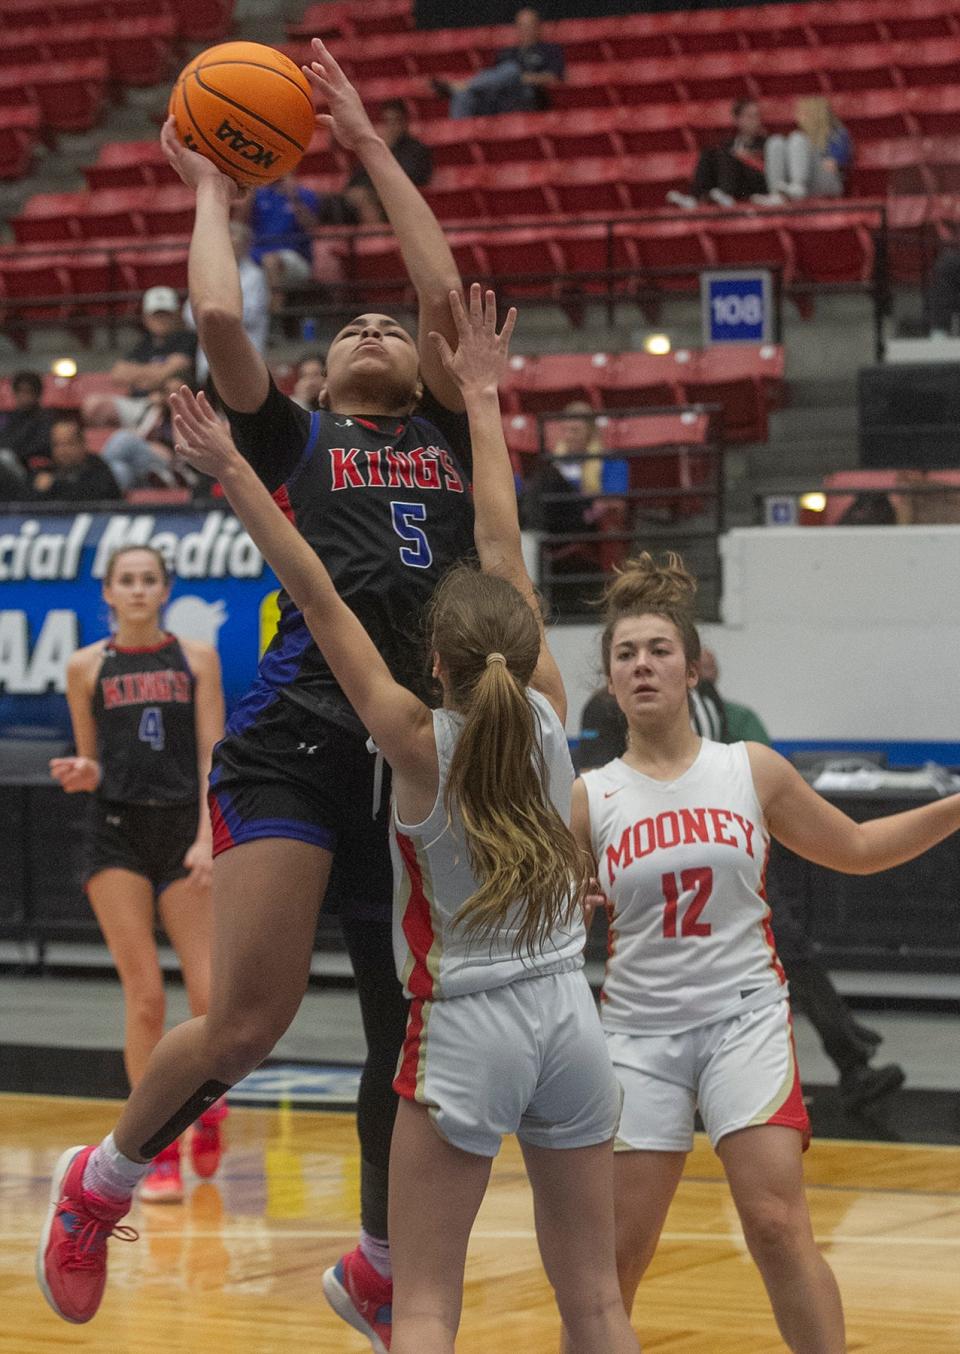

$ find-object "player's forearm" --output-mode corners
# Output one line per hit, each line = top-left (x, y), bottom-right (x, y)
(465, 387), (523, 563)
(353, 132), (460, 297)
(850, 796), (960, 875)
(189, 178), (244, 326)
(216, 457), (336, 622)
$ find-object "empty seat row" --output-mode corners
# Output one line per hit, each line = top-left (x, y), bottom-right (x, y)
(0, 16), (177, 87)
(0, 58), (108, 134)
(288, 0), (960, 50)
(0, 0), (232, 41)
(0, 106), (41, 180)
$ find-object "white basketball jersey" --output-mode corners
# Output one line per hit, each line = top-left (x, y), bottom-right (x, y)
(583, 740), (786, 1035)
(391, 687), (585, 1001)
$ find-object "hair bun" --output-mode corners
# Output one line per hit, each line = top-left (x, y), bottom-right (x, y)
(602, 551), (697, 622)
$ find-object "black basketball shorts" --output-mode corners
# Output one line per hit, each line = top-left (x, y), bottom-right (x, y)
(84, 799), (199, 895)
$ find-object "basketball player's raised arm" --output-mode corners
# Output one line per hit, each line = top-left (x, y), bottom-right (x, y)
(432, 285), (567, 723)
(750, 742), (960, 875)
(169, 388), (436, 781)
(303, 40), (465, 412)
(159, 118), (270, 414)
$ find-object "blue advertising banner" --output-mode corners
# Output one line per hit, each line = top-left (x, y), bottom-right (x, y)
(0, 508), (279, 737)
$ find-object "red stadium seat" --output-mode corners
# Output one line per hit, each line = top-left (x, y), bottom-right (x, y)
(603, 410), (713, 450)
(479, 162), (556, 220)
(553, 224), (636, 298)
(708, 216), (796, 283)
(830, 90), (916, 143)
(61, 250), (124, 318)
(884, 13), (958, 40)
(819, 42), (898, 94)
(502, 412), (540, 460)
(505, 352), (608, 414)
(549, 159), (631, 216)
(419, 118), (482, 168)
(627, 218), (717, 295)
(0, 106), (40, 179)
(300, 132), (349, 178)
(592, 352), (683, 410)
(344, 0), (413, 38)
(421, 165), (485, 221)
(744, 24), (812, 52)
(749, 48), (826, 97)
(673, 347), (767, 444)
(119, 243), (188, 295)
(894, 36), (960, 88)
(908, 86), (960, 137)
(545, 108), (623, 160)
(617, 106), (693, 156)
(0, 252), (71, 324)
(848, 140), (933, 197)
(787, 212), (876, 286)
(807, 18), (886, 46)
(12, 192), (86, 244)
(344, 236), (411, 307)
(605, 33), (677, 61)
(287, 4), (350, 43)
(141, 185), (196, 237)
(0, 59), (109, 133)
(678, 53), (754, 104)
(547, 62), (617, 112)
(165, 0), (236, 41)
(75, 188), (149, 241)
(921, 137), (960, 194)
(620, 152), (697, 210)
(475, 228), (566, 300)
(470, 113), (549, 166)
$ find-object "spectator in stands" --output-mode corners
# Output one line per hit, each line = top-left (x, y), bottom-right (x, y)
(838, 491), (897, 526)
(432, 8), (564, 119)
(32, 415), (121, 502)
(764, 96), (852, 201)
(291, 353), (325, 412)
(928, 244), (960, 338)
(241, 172), (322, 315)
(343, 99), (433, 224)
(184, 221), (269, 385)
(551, 400), (605, 494)
(667, 100), (769, 210)
(0, 370), (53, 476)
(98, 374), (193, 493)
(85, 287), (197, 429)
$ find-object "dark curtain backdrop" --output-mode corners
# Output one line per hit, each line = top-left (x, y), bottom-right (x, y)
(414, 0), (798, 26)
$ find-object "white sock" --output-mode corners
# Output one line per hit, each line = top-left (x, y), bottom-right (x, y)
(82, 1132), (151, 1201)
(359, 1227), (392, 1280)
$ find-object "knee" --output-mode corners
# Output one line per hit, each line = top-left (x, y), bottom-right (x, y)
(556, 1287), (627, 1337)
(203, 1004), (294, 1082)
(741, 1198), (807, 1264)
(126, 984), (166, 1033)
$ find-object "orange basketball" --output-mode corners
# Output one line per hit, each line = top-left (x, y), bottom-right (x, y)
(170, 41), (315, 187)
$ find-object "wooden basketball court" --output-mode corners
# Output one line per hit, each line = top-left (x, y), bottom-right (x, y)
(3, 1093), (958, 1352)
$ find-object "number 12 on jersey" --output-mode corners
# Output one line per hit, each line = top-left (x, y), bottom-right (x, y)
(662, 867), (713, 938)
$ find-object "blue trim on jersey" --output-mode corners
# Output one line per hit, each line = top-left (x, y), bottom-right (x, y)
(305, 409), (324, 457)
(225, 679), (280, 737)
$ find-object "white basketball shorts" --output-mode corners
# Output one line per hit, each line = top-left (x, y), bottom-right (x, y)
(394, 967), (623, 1158)
(607, 998), (810, 1154)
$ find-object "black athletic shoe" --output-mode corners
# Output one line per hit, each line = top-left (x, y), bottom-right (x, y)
(430, 78), (453, 99)
(840, 1063), (905, 1111)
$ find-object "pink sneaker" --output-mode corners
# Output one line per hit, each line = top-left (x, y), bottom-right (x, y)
(139, 1140), (183, 1204)
(190, 1096), (228, 1179)
(322, 1246), (392, 1353)
(36, 1145), (138, 1324)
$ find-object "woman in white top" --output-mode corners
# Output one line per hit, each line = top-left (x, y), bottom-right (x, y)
(170, 285), (634, 1354)
(572, 552), (960, 1354)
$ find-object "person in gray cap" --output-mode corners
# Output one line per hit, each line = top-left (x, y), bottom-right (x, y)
(84, 286), (197, 430)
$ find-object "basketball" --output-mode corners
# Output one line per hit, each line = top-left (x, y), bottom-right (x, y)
(170, 41), (315, 187)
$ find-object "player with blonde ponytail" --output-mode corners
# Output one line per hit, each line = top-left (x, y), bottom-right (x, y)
(166, 284), (635, 1354)
(571, 550), (960, 1354)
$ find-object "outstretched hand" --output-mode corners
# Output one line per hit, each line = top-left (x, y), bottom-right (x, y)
(160, 117), (243, 199)
(429, 284), (518, 398)
(170, 387), (244, 480)
(302, 38), (377, 153)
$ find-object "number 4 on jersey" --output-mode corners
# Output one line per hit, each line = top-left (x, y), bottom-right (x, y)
(662, 867), (713, 938)
(138, 706), (165, 752)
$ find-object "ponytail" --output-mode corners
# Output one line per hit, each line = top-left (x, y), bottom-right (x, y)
(428, 565), (589, 957)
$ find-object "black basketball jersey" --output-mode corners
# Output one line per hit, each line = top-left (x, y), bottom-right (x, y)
(226, 381), (476, 735)
(92, 635), (198, 804)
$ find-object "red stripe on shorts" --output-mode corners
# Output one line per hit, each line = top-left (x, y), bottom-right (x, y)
(208, 793), (235, 858)
(766, 1011), (811, 1150)
(395, 830), (437, 1001)
(393, 996), (425, 1102)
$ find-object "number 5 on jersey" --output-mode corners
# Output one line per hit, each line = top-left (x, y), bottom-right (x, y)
(391, 500), (433, 570)
(662, 867), (713, 938)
